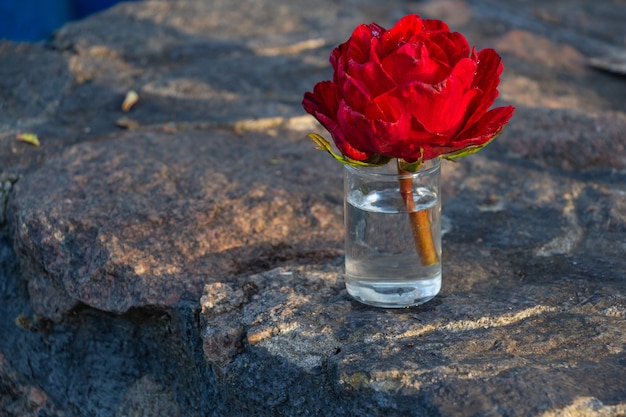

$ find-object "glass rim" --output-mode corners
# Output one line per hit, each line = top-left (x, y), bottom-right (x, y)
(344, 158), (441, 179)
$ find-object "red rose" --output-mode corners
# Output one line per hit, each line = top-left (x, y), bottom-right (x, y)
(302, 14), (515, 164)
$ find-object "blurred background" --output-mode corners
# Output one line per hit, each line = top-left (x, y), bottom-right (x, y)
(0, 0), (139, 41)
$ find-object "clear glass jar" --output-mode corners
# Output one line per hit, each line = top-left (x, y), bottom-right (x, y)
(344, 159), (442, 308)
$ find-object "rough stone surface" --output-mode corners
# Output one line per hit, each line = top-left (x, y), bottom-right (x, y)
(196, 152), (626, 416)
(8, 128), (343, 320)
(1, 0), (626, 416)
(0, 351), (66, 417)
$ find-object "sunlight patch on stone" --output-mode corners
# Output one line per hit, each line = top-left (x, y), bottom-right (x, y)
(382, 305), (559, 340)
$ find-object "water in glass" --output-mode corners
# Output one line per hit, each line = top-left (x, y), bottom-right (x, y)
(345, 185), (441, 308)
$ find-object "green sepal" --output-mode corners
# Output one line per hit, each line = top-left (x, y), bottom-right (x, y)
(397, 149), (424, 173)
(442, 131), (502, 161)
(307, 133), (391, 167)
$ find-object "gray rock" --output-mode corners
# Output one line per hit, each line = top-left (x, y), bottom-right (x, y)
(0, 172), (19, 226)
(499, 107), (626, 171)
(8, 128), (343, 320)
(115, 375), (180, 417)
(0, 351), (65, 417)
(1, 0), (626, 416)
(196, 152), (626, 416)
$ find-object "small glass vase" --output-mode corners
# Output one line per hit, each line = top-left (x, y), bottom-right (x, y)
(343, 159), (442, 308)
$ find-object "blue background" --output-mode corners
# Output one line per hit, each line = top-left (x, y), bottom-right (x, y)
(0, 0), (136, 41)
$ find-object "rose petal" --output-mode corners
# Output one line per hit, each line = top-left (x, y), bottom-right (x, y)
(371, 88), (405, 122)
(463, 48), (504, 126)
(334, 101), (379, 159)
(337, 100), (414, 158)
(423, 105), (515, 159)
(423, 31), (471, 65)
(394, 130), (438, 162)
(379, 15), (425, 53)
(421, 18), (451, 33)
(382, 45), (450, 85)
(345, 24), (375, 64)
(371, 116), (414, 156)
(457, 105), (515, 144)
(314, 100), (372, 161)
(397, 58), (477, 135)
(302, 81), (339, 119)
(345, 58), (395, 99)
(302, 82), (357, 159)
(330, 44), (344, 70)
(339, 76), (371, 112)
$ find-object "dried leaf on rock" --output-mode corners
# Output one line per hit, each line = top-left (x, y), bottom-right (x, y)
(15, 133), (40, 146)
(116, 117), (141, 130)
(122, 90), (139, 111)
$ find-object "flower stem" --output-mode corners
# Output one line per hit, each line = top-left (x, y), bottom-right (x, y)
(397, 161), (439, 266)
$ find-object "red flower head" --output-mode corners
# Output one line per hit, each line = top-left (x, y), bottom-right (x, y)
(302, 14), (515, 166)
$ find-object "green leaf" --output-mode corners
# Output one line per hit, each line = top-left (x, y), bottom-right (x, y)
(397, 151), (424, 173)
(15, 133), (40, 147)
(307, 133), (391, 167)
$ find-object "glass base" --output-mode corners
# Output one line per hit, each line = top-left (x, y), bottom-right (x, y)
(345, 274), (441, 308)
